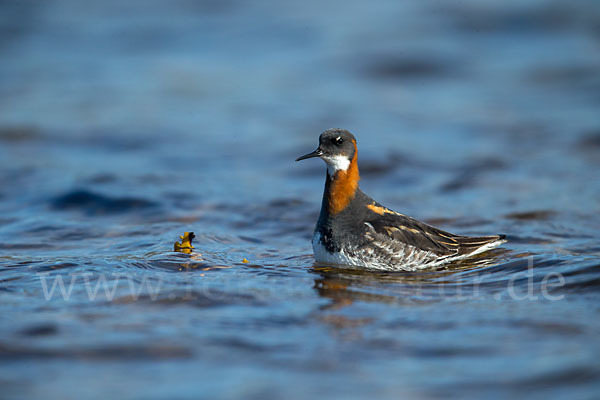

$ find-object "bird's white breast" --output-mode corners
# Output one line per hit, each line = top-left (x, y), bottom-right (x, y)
(312, 231), (354, 265)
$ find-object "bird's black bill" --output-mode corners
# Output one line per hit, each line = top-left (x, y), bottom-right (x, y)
(295, 148), (323, 162)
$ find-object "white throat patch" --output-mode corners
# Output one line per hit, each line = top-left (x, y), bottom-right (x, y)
(323, 155), (350, 176)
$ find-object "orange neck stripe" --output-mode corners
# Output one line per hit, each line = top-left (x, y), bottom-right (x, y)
(326, 141), (360, 215)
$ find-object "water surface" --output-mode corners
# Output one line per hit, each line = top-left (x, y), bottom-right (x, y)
(1, 0), (599, 398)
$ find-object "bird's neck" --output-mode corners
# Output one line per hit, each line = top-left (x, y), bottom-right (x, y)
(323, 154), (360, 215)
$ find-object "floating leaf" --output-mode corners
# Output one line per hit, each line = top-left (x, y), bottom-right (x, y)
(174, 232), (195, 254)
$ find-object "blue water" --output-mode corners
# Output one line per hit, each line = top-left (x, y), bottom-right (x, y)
(1, 0), (600, 398)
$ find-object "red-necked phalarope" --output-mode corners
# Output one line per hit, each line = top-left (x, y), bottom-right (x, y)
(296, 128), (506, 271)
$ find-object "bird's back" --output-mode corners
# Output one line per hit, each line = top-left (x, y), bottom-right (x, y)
(315, 190), (505, 270)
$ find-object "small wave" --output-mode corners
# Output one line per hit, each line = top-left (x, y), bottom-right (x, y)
(51, 190), (159, 215)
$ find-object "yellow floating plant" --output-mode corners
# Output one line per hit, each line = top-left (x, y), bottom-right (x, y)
(174, 232), (195, 254)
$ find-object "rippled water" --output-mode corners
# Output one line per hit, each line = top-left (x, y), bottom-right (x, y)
(1, 0), (600, 398)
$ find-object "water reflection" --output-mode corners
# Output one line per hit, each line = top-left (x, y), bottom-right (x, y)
(311, 248), (514, 308)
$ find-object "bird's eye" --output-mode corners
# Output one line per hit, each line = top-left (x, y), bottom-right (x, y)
(334, 136), (344, 145)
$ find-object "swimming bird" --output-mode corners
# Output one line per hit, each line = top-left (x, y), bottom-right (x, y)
(296, 128), (506, 271)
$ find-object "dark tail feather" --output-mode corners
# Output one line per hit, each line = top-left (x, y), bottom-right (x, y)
(456, 234), (505, 255)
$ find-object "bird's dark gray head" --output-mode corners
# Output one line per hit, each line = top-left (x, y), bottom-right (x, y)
(296, 128), (358, 175)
